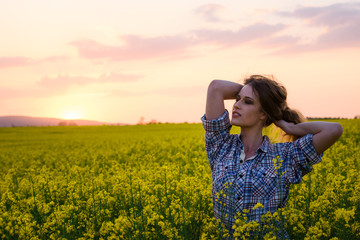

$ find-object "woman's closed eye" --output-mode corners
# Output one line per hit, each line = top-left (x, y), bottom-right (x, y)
(236, 95), (254, 104)
(245, 99), (253, 104)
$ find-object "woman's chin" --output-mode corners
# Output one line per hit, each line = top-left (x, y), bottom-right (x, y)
(231, 119), (241, 126)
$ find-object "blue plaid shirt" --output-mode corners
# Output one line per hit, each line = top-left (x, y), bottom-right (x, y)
(201, 110), (322, 233)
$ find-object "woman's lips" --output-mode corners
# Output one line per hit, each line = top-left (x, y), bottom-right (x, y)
(232, 112), (241, 118)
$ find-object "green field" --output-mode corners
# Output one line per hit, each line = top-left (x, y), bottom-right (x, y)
(0, 120), (359, 239)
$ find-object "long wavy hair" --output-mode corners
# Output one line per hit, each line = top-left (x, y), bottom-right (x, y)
(244, 75), (306, 140)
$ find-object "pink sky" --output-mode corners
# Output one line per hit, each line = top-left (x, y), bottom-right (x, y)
(1, 0), (359, 124)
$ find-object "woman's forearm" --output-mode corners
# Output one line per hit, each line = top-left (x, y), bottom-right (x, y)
(277, 120), (334, 136)
(276, 120), (343, 154)
(205, 80), (243, 120)
(208, 80), (243, 99)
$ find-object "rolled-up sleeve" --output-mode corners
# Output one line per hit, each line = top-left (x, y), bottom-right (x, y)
(201, 110), (232, 170)
(296, 134), (322, 166)
(201, 110), (231, 132)
(283, 133), (323, 184)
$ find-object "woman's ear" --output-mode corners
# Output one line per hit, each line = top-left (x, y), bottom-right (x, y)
(259, 110), (269, 127)
(260, 110), (267, 121)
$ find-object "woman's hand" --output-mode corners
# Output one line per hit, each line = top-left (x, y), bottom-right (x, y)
(274, 120), (296, 135)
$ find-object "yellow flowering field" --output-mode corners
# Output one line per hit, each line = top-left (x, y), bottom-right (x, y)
(0, 119), (359, 239)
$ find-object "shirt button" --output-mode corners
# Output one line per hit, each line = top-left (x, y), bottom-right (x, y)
(239, 174), (243, 178)
(237, 196), (242, 200)
(240, 160), (244, 164)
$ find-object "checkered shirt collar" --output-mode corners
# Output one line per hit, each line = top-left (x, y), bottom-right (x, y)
(236, 134), (270, 154)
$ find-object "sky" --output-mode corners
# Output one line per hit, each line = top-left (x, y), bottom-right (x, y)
(1, 0), (359, 124)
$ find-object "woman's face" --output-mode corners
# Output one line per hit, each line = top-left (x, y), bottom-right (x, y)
(231, 84), (267, 128)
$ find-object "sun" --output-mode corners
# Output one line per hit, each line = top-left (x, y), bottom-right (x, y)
(61, 110), (84, 120)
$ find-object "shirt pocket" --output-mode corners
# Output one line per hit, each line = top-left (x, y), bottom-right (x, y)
(251, 167), (278, 200)
(232, 168), (246, 204)
(213, 160), (235, 192)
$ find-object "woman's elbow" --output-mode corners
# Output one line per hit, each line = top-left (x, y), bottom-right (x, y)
(331, 122), (343, 140)
(313, 123), (343, 154)
(208, 79), (222, 92)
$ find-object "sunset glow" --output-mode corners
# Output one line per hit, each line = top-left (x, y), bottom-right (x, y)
(61, 110), (84, 120)
(1, 0), (359, 124)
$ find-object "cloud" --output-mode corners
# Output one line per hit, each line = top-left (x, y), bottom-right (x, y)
(70, 22), (286, 61)
(66, 2), (360, 61)
(70, 35), (198, 61)
(0, 87), (45, 99)
(1, 72), (142, 99)
(37, 56), (70, 64)
(0, 55), (69, 68)
(0, 57), (31, 68)
(280, 2), (360, 28)
(5, 22), (286, 66)
(275, 2), (360, 53)
(37, 72), (141, 91)
(195, 4), (225, 22)
(2, 3), (359, 69)
(193, 22), (286, 47)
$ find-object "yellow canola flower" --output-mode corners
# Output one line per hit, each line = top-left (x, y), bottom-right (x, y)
(334, 207), (356, 226)
(252, 202), (264, 210)
(1, 118), (358, 239)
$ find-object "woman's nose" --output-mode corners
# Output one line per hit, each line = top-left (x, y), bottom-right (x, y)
(234, 100), (241, 109)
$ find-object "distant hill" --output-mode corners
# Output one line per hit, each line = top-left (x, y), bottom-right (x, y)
(0, 116), (122, 127)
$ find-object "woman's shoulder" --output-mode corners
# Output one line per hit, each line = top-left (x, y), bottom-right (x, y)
(263, 135), (293, 153)
(264, 134), (316, 156)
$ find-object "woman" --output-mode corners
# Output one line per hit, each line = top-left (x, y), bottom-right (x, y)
(201, 75), (343, 238)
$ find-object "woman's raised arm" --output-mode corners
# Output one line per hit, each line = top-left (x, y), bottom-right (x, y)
(205, 80), (243, 120)
(275, 120), (343, 154)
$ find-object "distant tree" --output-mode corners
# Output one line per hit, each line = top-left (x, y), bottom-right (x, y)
(148, 119), (157, 124)
(137, 117), (145, 125)
(355, 115), (360, 119)
(58, 121), (67, 126)
(68, 121), (78, 126)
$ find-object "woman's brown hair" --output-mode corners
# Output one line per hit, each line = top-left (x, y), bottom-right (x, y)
(244, 75), (306, 139)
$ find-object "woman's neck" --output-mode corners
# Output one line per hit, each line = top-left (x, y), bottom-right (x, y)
(240, 127), (263, 158)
